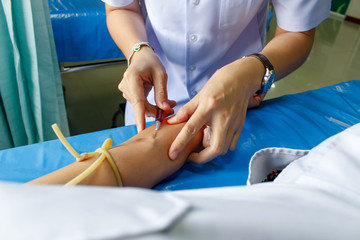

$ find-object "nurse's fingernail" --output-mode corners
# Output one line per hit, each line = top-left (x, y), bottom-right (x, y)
(167, 116), (177, 124)
(162, 101), (170, 109)
(169, 150), (179, 160)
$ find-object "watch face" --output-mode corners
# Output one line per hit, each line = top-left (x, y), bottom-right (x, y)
(250, 53), (275, 95)
(262, 69), (275, 94)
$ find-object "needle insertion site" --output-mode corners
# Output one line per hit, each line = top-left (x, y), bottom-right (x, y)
(153, 107), (163, 138)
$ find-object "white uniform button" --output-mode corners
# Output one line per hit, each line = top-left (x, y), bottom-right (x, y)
(189, 65), (196, 71)
(192, 0), (200, 6)
(190, 34), (198, 42)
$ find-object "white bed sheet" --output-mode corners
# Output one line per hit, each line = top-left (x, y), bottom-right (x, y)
(0, 184), (189, 240)
(135, 122), (360, 240)
(1, 123), (360, 240)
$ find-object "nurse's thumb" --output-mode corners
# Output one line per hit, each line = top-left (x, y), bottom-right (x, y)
(154, 70), (170, 110)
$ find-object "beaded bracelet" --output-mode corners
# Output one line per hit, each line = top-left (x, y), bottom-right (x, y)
(128, 42), (154, 66)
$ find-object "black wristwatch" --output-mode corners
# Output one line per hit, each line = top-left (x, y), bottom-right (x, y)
(249, 53), (275, 95)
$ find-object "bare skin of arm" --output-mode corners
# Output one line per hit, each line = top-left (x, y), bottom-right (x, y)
(261, 26), (315, 81)
(27, 122), (203, 188)
(105, 2), (173, 132)
(105, 2), (316, 164)
(168, 26), (316, 163)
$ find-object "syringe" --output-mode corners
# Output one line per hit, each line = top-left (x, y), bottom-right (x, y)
(153, 107), (163, 138)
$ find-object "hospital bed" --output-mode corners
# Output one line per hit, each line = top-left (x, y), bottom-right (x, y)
(1, 80), (359, 189)
(1, 80), (359, 239)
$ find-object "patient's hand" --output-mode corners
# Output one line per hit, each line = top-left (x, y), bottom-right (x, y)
(110, 121), (203, 188)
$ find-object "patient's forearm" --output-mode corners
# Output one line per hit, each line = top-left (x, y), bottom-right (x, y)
(27, 122), (203, 188)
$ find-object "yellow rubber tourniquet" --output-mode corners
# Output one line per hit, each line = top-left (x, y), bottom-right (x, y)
(51, 124), (123, 186)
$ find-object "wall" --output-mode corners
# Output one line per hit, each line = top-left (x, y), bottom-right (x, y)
(346, 0), (360, 19)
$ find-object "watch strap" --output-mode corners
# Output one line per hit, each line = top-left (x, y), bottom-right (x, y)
(249, 53), (274, 72)
(248, 53), (275, 94)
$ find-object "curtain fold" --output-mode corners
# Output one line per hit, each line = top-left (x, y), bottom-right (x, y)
(0, 0), (69, 150)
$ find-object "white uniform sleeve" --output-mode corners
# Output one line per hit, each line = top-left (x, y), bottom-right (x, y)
(272, 0), (331, 32)
(102, 0), (134, 7)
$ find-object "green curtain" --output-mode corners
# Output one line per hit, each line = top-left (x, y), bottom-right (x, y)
(331, 0), (351, 15)
(0, 0), (69, 150)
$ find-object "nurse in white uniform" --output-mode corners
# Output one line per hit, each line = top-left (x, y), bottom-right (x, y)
(103, 0), (331, 163)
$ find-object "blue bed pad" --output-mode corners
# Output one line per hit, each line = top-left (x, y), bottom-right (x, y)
(1, 81), (359, 190)
(48, 0), (124, 62)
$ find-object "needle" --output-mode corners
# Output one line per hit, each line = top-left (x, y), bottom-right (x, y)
(153, 108), (163, 138)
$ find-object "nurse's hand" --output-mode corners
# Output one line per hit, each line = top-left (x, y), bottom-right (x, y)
(119, 47), (176, 133)
(248, 92), (266, 108)
(167, 57), (264, 163)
